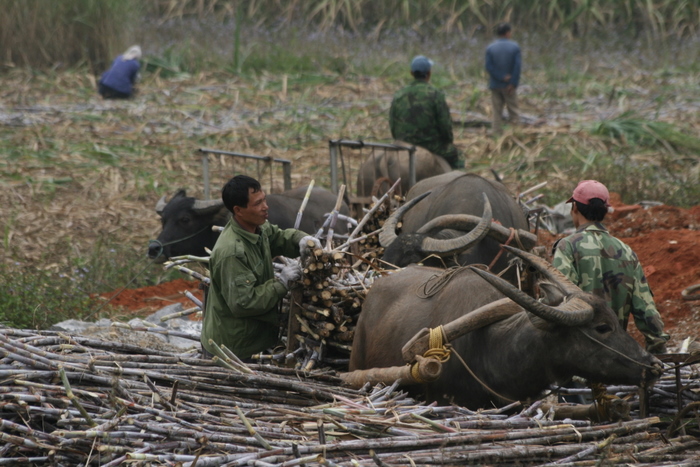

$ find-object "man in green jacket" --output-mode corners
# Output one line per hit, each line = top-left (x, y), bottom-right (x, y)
(389, 55), (463, 169)
(201, 175), (321, 360)
(552, 180), (670, 354)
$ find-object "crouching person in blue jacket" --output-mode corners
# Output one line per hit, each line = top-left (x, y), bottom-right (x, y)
(98, 45), (141, 99)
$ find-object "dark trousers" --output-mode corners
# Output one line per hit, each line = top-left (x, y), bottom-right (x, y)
(98, 83), (131, 99)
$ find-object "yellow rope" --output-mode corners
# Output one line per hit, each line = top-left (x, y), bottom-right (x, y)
(410, 326), (451, 383)
(424, 326), (451, 362)
(410, 361), (427, 383)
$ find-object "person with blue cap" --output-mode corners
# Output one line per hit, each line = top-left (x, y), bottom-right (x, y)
(389, 55), (463, 169)
(98, 45), (142, 99)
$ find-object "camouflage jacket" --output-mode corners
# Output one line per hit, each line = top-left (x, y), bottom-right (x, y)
(389, 79), (462, 168)
(552, 222), (669, 344)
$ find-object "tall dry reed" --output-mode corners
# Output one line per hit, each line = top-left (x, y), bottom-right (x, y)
(151, 0), (699, 39)
(1, 0), (138, 72)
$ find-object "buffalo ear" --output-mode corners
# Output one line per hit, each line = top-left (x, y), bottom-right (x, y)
(212, 208), (230, 226)
(155, 189), (188, 215)
(537, 281), (566, 306)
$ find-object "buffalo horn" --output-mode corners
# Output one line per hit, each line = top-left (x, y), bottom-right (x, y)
(155, 195), (167, 215)
(417, 214), (538, 251)
(420, 193), (492, 255)
(500, 244), (582, 296)
(378, 191), (431, 247)
(468, 250), (594, 326)
(192, 198), (225, 214)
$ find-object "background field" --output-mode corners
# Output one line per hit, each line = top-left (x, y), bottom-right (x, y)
(1, 0), (699, 328)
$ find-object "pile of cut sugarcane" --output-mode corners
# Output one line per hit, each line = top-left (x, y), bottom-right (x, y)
(2, 327), (700, 466)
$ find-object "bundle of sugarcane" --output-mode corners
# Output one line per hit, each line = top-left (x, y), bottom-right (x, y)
(278, 240), (377, 371)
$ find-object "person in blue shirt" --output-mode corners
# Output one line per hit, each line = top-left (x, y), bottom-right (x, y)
(485, 23), (521, 134)
(98, 45), (141, 99)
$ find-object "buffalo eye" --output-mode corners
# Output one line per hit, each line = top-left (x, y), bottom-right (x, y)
(594, 323), (612, 334)
(179, 215), (192, 226)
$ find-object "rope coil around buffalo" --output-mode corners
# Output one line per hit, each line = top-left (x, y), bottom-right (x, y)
(410, 326), (451, 383)
(415, 266), (471, 299)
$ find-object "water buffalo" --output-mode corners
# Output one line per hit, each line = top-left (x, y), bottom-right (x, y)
(355, 141), (451, 198)
(349, 246), (663, 409)
(379, 173), (535, 278)
(148, 185), (351, 262)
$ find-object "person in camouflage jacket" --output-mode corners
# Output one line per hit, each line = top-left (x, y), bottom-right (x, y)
(389, 55), (463, 169)
(552, 180), (670, 354)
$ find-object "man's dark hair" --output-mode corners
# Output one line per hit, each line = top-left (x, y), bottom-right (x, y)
(412, 70), (429, 80)
(575, 199), (608, 222)
(496, 22), (511, 36)
(222, 175), (261, 212)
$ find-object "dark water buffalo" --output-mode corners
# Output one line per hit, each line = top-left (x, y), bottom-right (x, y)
(355, 141), (451, 198)
(380, 173), (535, 277)
(148, 186), (350, 262)
(349, 246), (663, 408)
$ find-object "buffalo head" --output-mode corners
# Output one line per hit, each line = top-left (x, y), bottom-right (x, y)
(148, 189), (229, 263)
(380, 191), (537, 269)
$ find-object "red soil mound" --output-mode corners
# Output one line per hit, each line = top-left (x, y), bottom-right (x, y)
(98, 278), (203, 316)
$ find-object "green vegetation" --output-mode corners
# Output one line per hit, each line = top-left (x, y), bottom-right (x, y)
(0, 263), (95, 329)
(0, 242), (167, 329)
(591, 112), (700, 152)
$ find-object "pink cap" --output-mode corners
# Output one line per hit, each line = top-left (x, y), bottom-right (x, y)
(567, 180), (610, 206)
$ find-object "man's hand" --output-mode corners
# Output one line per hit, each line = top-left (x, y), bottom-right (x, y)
(299, 235), (322, 261)
(503, 74), (511, 82)
(506, 84), (515, 95)
(278, 264), (302, 289)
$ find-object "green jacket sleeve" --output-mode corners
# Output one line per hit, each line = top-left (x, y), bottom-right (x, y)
(266, 222), (306, 258)
(629, 262), (669, 341)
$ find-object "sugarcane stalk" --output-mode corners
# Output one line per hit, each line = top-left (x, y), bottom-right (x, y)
(59, 366), (96, 427)
(324, 184), (346, 251)
(206, 340), (254, 374)
(341, 178), (401, 251)
(236, 405), (272, 450)
(184, 290), (203, 308)
(164, 264), (211, 283)
(160, 307), (202, 322)
(165, 255), (211, 265)
(294, 180), (314, 229)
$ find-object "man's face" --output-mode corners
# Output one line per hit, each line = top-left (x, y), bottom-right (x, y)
(234, 188), (268, 231)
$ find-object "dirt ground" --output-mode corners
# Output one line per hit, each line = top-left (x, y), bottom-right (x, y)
(103, 195), (700, 351)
